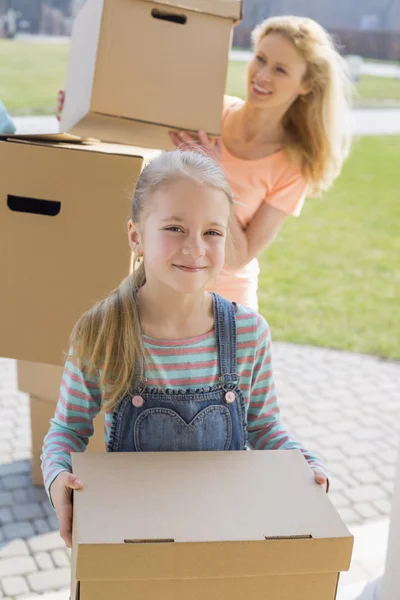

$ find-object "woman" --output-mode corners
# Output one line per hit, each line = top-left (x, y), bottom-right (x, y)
(170, 16), (353, 310)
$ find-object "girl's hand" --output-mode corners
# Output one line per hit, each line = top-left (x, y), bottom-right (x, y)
(56, 90), (65, 121)
(49, 471), (83, 547)
(313, 469), (328, 493)
(169, 130), (222, 163)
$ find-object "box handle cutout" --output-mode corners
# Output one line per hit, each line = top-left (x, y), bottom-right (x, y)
(151, 8), (186, 25)
(124, 538), (174, 544)
(264, 535), (312, 540)
(7, 195), (61, 217)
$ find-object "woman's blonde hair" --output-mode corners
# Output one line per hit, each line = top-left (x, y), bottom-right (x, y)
(251, 15), (353, 196)
(70, 150), (233, 412)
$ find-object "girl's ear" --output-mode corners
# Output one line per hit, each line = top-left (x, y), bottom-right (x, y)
(127, 219), (142, 253)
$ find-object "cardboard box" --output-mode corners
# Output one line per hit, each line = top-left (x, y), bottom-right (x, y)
(0, 134), (153, 365)
(18, 361), (105, 486)
(70, 451), (353, 600)
(60, 0), (242, 149)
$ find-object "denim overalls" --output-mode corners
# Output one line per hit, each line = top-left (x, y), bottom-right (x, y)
(107, 294), (248, 452)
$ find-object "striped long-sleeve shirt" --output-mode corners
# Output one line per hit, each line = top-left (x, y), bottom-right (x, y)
(41, 305), (327, 493)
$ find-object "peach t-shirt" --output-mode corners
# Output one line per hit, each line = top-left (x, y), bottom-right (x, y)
(206, 96), (308, 310)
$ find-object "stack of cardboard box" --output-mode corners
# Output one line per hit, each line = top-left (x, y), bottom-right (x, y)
(0, 0), (242, 485)
(1, 1), (354, 593)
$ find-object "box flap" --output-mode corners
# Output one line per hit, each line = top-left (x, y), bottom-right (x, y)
(0, 135), (158, 160)
(141, 0), (242, 21)
(0, 133), (89, 144)
(72, 451), (353, 579)
(65, 112), (218, 150)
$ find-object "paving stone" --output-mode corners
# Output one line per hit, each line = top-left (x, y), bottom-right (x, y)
(11, 490), (29, 505)
(328, 491), (350, 509)
(35, 551), (54, 570)
(337, 507), (362, 525)
(34, 518), (51, 535)
(47, 514), (60, 531)
(330, 421), (357, 433)
(373, 499), (392, 515)
(354, 470), (382, 485)
(28, 531), (65, 553)
(12, 451), (32, 462)
(2, 475), (32, 491)
(12, 503), (44, 521)
(0, 555), (37, 577)
(378, 464), (397, 479)
(41, 501), (55, 517)
(51, 549), (70, 568)
(27, 567), (70, 593)
(3, 521), (35, 541)
(345, 485), (387, 503)
(0, 454), (12, 466)
(0, 539), (30, 558)
(0, 509), (13, 526)
(1, 575), (30, 596)
(354, 503), (381, 519)
(27, 488), (48, 503)
(346, 457), (371, 471)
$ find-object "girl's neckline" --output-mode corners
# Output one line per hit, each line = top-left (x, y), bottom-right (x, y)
(221, 97), (286, 164)
(143, 328), (215, 347)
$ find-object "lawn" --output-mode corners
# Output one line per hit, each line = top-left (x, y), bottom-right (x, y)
(0, 40), (68, 115)
(1, 40), (399, 359)
(258, 135), (400, 360)
(2, 39), (400, 114)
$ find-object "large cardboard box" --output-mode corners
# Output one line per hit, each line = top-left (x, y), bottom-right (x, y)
(0, 134), (153, 366)
(60, 0), (242, 149)
(70, 451), (353, 600)
(18, 361), (105, 486)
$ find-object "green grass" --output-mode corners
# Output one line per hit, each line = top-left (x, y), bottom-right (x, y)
(1, 41), (399, 359)
(0, 40), (68, 115)
(258, 136), (400, 360)
(226, 60), (400, 107)
(2, 40), (400, 114)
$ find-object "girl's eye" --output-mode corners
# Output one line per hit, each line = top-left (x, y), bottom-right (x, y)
(256, 55), (265, 64)
(165, 226), (184, 233)
(205, 230), (223, 237)
(276, 67), (287, 74)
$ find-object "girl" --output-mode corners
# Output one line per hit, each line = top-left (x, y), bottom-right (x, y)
(42, 150), (328, 548)
(170, 16), (353, 310)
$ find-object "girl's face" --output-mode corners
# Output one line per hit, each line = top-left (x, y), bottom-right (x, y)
(129, 179), (231, 295)
(247, 32), (309, 111)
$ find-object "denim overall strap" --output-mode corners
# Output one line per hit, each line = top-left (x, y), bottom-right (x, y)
(212, 294), (239, 391)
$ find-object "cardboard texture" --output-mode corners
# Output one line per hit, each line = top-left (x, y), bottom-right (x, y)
(71, 451), (353, 600)
(0, 135), (153, 365)
(19, 362), (105, 486)
(60, 0), (242, 149)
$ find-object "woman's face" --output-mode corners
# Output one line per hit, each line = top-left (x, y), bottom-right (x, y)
(247, 32), (310, 111)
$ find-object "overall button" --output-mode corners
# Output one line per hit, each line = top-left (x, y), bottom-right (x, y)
(225, 391), (235, 404)
(132, 395), (145, 408)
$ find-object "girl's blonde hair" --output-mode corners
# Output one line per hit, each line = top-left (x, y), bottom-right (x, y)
(70, 150), (233, 411)
(251, 15), (353, 196)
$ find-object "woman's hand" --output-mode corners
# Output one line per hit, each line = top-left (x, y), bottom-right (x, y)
(169, 130), (222, 163)
(56, 90), (65, 121)
(49, 471), (83, 547)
